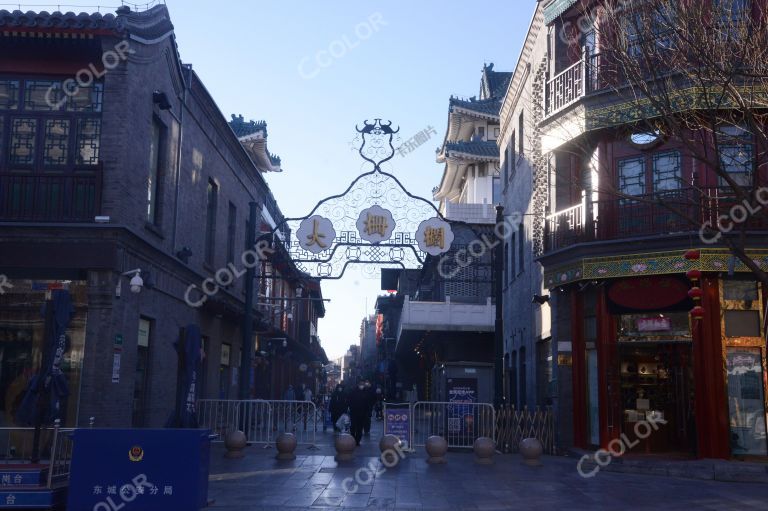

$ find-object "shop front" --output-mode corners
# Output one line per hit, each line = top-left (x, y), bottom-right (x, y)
(572, 274), (768, 460)
(0, 280), (88, 428)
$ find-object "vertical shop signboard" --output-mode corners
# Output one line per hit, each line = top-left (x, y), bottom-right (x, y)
(112, 334), (123, 384)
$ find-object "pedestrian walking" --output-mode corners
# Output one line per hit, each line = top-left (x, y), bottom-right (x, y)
(329, 385), (348, 433)
(283, 384), (296, 401)
(349, 381), (370, 445)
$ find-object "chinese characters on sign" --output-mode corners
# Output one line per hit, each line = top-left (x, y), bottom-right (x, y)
(415, 217), (454, 256)
(356, 206), (395, 243)
(297, 215), (337, 254)
(396, 125), (438, 157)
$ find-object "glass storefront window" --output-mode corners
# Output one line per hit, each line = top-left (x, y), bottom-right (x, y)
(618, 312), (691, 341)
(727, 348), (767, 456)
(0, 280), (87, 428)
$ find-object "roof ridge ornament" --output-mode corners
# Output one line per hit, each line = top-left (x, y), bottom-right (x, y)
(355, 118), (400, 172)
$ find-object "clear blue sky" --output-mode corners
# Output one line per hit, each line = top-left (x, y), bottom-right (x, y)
(165, 0), (533, 359)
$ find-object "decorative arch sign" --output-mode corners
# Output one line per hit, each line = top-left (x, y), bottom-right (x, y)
(267, 119), (470, 280)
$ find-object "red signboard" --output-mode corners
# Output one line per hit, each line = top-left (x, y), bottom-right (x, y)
(608, 276), (690, 311)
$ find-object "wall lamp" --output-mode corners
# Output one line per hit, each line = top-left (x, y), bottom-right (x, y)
(532, 294), (550, 305)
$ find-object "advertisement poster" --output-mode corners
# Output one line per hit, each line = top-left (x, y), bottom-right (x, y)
(384, 403), (411, 448)
(447, 378), (477, 437)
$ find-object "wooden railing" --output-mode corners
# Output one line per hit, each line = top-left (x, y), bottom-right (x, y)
(545, 194), (588, 252)
(544, 187), (768, 252)
(546, 59), (585, 116)
(0, 169), (102, 222)
(545, 50), (612, 117)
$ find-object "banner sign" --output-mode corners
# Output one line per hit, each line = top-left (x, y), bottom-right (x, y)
(384, 403), (411, 448)
(447, 378), (477, 437)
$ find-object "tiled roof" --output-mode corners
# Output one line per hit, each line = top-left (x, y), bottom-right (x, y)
(449, 97), (502, 117)
(445, 141), (499, 160)
(0, 5), (175, 42)
(0, 9), (122, 31)
(230, 114), (268, 138)
(544, 0), (579, 24)
(482, 63), (513, 100)
(120, 5), (174, 43)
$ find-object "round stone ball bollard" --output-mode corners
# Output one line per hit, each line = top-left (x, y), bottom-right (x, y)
(520, 437), (544, 467)
(425, 435), (448, 464)
(276, 432), (297, 461)
(335, 433), (356, 462)
(473, 437), (496, 465)
(379, 434), (402, 466)
(224, 430), (247, 459)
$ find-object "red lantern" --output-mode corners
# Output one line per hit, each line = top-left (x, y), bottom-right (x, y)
(686, 269), (702, 281)
(690, 306), (705, 319)
(687, 287), (703, 300)
(684, 249), (701, 261)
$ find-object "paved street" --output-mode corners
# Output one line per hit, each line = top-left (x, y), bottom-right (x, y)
(206, 423), (768, 510)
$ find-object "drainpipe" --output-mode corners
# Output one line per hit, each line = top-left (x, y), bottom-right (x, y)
(494, 205), (505, 408)
(240, 202), (258, 399)
(171, 71), (189, 251)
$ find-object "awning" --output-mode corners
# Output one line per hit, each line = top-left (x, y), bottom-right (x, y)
(544, 0), (579, 24)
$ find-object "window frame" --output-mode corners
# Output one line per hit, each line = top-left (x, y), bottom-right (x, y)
(0, 75), (103, 173)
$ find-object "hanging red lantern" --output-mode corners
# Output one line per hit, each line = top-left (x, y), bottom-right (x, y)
(687, 287), (703, 300)
(686, 269), (702, 281)
(684, 249), (701, 261)
(690, 306), (705, 319)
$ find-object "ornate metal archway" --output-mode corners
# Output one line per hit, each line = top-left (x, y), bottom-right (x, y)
(268, 119), (470, 280)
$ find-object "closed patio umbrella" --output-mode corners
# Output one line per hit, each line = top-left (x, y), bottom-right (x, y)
(16, 289), (74, 461)
(166, 324), (202, 428)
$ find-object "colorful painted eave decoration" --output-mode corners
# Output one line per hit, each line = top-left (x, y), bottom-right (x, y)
(586, 86), (768, 130)
(544, 248), (768, 288)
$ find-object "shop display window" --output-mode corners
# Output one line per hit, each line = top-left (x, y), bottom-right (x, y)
(0, 280), (87, 428)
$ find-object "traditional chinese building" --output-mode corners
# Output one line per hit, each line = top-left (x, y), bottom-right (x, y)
(0, 4), (326, 431)
(505, 0), (768, 459)
(380, 65), (511, 402)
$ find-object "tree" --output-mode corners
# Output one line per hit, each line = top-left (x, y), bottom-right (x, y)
(558, 0), (768, 285)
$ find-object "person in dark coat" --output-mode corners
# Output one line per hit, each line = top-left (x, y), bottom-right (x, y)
(348, 381), (370, 445)
(329, 385), (348, 432)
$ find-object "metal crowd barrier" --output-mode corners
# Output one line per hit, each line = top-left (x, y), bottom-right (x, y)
(197, 399), (317, 446)
(0, 420), (74, 488)
(411, 401), (496, 449)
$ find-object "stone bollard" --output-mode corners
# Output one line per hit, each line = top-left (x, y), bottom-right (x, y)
(379, 434), (402, 466)
(425, 435), (448, 464)
(473, 437), (496, 465)
(520, 437), (543, 467)
(276, 432), (297, 461)
(334, 433), (356, 462)
(224, 430), (247, 459)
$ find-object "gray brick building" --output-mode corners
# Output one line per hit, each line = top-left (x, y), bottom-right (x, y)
(0, 4), (318, 428)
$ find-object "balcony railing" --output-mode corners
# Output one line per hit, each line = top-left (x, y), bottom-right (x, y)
(545, 50), (610, 117)
(0, 171), (102, 222)
(544, 187), (768, 252)
(545, 194), (588, 251)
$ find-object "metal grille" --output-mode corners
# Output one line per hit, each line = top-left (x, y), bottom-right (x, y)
(494, 405), (555, 454)
(411, 401), (496, 448)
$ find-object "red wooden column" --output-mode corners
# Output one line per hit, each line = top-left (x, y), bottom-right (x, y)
(693, 275), (730, 458)
(571, 290), (587, 448)
(596, 286), (620, 449)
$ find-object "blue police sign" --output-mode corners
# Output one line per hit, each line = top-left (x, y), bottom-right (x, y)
(67, 429), (210, 511)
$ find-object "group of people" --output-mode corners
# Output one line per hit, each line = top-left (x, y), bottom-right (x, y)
(328, 380), (383, 446)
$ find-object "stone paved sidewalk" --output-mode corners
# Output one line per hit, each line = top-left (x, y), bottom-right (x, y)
(205, 433), (768, 510)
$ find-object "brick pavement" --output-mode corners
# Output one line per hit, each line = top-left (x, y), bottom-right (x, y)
(205, 422), (768, 510)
